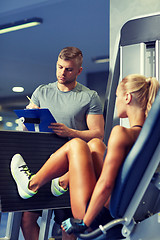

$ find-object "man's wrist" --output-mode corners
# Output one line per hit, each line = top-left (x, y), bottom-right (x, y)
(68, 128), (78, 138)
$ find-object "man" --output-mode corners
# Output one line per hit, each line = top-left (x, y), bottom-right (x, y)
(22, 46), (104, 240)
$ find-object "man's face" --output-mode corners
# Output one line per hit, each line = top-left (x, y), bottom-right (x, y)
(56, 58), (82, 85)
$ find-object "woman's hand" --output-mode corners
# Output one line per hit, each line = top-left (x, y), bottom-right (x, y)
(61, 218), (88, 234)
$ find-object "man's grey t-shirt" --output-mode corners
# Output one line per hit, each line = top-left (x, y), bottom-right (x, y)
(31, 81), (103, 131)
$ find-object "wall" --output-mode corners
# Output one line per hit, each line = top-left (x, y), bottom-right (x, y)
(110, 0), (160, 67)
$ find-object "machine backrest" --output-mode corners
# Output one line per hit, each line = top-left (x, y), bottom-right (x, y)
(109, 91), (160, 218)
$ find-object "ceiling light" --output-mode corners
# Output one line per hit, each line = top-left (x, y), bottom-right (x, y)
(12, 87), (24, 93)
(6, 122), (13, 127)
(0, 17), (43, 34)
(93, 56), (110, 64)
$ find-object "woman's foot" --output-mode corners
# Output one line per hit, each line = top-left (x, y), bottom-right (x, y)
(51, 177), (68, 197)
(10, 154), (37, 199)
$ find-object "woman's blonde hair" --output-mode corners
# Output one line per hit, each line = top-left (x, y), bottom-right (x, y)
(120, 74), (160, 117)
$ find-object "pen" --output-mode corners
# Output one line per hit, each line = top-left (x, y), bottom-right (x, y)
(26, 96), (35, 105)
(26, 96), (40, 109)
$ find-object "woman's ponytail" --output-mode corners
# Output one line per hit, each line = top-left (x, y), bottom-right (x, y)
(145, 77), (160, 117)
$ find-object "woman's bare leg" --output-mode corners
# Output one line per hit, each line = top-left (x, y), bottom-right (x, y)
(29, 142), (71, 191)
(57, 139), (106, 191)
(29, 138), (96, 219)
(67, 138), (97, 219)
(88, 138), (106, 179)
(59, 172), (69, 190)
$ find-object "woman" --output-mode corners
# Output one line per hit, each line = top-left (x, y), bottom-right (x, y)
(11, 74), (159, 236)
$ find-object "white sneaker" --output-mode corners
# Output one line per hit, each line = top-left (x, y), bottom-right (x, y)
(10, 154), (37, 199)
(51, 177), (68, 197)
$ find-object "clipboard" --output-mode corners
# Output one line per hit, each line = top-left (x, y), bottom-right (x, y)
(14, 108), (56, 132)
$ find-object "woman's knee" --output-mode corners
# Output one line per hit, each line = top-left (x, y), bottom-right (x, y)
(88, 138), (104, 152)
(68, 138), (88, 151)
(88, 138), (106, 179)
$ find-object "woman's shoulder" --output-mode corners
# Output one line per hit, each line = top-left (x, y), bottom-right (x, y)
(111, 125), (129, 136)
(109, 125), (132, 147)
(109, 125), (140, 150)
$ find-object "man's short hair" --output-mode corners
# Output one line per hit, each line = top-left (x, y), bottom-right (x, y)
(58, 47), (83, 67)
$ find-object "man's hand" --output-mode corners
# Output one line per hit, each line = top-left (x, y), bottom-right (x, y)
(26, 103), (39, 109)
(49, 123), (73, 137)
(61, 218), (88, 234)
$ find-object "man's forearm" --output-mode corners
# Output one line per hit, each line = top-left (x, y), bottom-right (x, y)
(69, 128), (104, 142)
